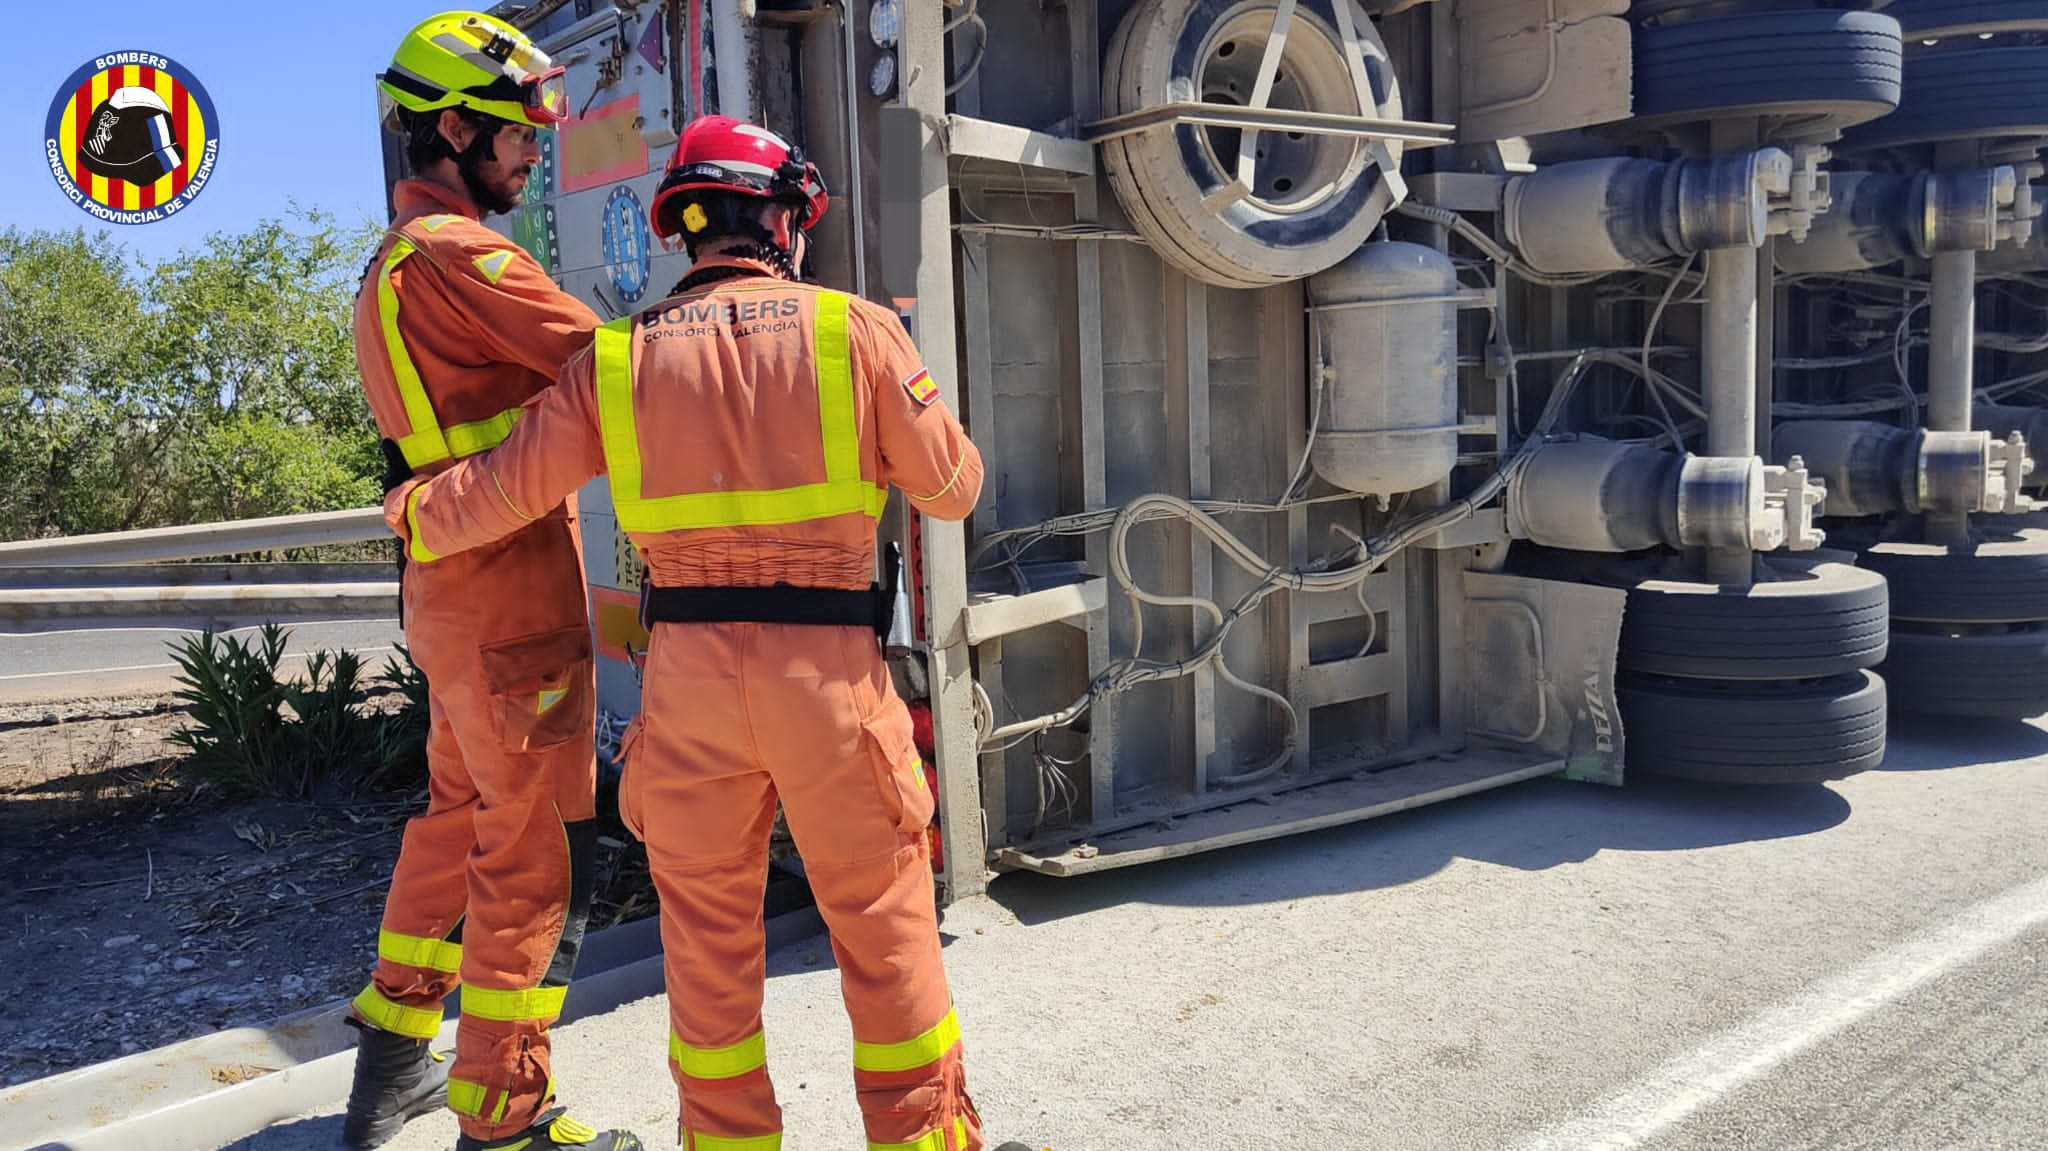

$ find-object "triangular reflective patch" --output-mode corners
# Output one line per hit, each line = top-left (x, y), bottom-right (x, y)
(473, 249), (516, 284)
(537, 688), (567, 715)
(419, 214), (460, 232)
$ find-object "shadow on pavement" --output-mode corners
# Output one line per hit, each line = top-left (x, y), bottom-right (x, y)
(985, 773), (1853, 926)
(1880, 713), (2048, 771)
(209, 1115), (348, 1150)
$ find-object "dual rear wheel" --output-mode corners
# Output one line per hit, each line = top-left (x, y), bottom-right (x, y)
(1603, 555), (1891, 785)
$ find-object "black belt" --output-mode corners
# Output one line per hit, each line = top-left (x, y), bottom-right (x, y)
(639, 544), (903, 638)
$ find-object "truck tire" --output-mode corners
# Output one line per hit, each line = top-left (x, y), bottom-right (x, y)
(1886, 0), (2048, 42)
(1632, 10), (1903, 139)
(1619, 670), (1888, 785)
(1857, 526), (2048, 623)
(1612, 556), (1889, 681)
(1841, 47), (2048, 152)
(1880, 624), (2048, 718)
(1101, 0), (1407, 289)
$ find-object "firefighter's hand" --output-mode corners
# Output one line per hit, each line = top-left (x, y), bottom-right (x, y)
(383, 477), (429, 549)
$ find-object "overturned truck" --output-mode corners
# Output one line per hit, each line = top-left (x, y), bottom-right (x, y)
(377, 0), (2048, 903)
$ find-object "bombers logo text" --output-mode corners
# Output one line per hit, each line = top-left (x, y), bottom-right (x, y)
(44, 51), (220, 225)
(641, 296), (804, 341)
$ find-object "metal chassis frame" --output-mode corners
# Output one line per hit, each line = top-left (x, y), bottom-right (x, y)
(899, 0), (1497, 905)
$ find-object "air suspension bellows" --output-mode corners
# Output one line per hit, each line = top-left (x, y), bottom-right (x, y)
(1503, 150), (1817, 276)
(1773, 420), (2032, 520)
(1506, 439), (1824, 556)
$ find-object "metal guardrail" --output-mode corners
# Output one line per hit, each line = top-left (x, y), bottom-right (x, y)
(0, 507), (388, 567)
(0, 511), (399, 634)
(0, 581), (400, 635)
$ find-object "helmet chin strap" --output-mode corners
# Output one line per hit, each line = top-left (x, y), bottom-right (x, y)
(720, 214), (801, 279)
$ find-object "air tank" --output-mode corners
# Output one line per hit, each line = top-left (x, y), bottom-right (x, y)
(1304, 241), (1460, 498)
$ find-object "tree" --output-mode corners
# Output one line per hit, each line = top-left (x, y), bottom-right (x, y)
(0, 228), (148, 538)
(0, 209), (385, 541)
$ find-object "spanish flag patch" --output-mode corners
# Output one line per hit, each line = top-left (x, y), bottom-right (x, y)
(903, 369), (939, 407)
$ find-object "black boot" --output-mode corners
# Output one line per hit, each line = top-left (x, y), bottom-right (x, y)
(452, 1107), (643, 1150)
(341, 1020), (451, 1149)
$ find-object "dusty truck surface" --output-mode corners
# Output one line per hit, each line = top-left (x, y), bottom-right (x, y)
(371, 0), (2048, 905)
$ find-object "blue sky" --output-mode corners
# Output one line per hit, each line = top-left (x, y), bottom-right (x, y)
(1, 0), (451, 264)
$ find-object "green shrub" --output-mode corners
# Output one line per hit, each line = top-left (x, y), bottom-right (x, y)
(168, 624), (427, 800)
(366, 644), (431, 793)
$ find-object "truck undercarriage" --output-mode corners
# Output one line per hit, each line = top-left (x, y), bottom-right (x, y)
(441, 0), (2048, 904)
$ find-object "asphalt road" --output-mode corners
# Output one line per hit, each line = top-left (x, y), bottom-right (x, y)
(0, 620), (404, 706)
(221, 712), (2048, 1151)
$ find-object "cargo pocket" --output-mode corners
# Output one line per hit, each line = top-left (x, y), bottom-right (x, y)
(860, 702), (935, 838)
(615, 714), (649, 842)
(478, 625), (593, 753)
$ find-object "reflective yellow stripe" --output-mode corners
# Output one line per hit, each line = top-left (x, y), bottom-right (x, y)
(447, 1075), (513, 1122)
(814, 292), (859, 490)
(460, 984), (568, 1022)
(445, 408), (525, 456)
(379, 241), (451, 468)
(405, 483), (441, 564)
(447, 1077), (487, 1117)
(379, 238), (527, 469)
(853, 1009), (961, 1074)
(594, 293), (889, 533)
(377, 929), (462, 974)
(352, 986), (443, 1040)
(691, 1133), (783, 1151)
(669, 1030), (767, 1079)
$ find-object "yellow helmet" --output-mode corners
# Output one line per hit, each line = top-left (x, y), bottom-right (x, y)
(376, 10), (568, 131)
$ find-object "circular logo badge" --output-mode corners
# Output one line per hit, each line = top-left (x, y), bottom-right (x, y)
(602, 185), (651, 305)
(44, 51), (220, 225)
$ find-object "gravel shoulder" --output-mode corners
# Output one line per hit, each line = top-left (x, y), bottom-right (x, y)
(0, 687), (652, 1091)
(0, 692), (406, 1087)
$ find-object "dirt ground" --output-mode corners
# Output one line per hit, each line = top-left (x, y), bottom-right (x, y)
(0, 691), (651, 1090)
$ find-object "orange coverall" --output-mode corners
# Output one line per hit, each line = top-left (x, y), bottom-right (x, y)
(389, 255), (988, 1151)
(350, 177), (604, 1142)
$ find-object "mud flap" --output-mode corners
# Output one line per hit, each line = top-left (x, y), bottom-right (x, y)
(1461, 571), (1627, 784)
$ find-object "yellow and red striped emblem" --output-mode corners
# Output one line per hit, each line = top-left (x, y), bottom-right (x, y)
(903, 369), (940, 407)
(43, 51), (220, 224)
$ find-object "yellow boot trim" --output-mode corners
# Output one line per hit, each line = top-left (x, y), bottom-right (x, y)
(351, 985), (443, 1040)
(461, 984), (568, 1022)
(669, 1029), (767, 1079)
(377, 928), (463, 974)
(691, 1132), (783, 1150)
(549, 1114), (599, 1142)
(853, 1008), (961, 1074)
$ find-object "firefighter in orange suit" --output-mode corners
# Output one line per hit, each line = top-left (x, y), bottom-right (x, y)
(342, 12), (639, 1151)
(385, 115), (1035, 1151)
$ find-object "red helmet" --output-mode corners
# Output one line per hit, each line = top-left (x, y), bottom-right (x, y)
(649, 115), (829, 241)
